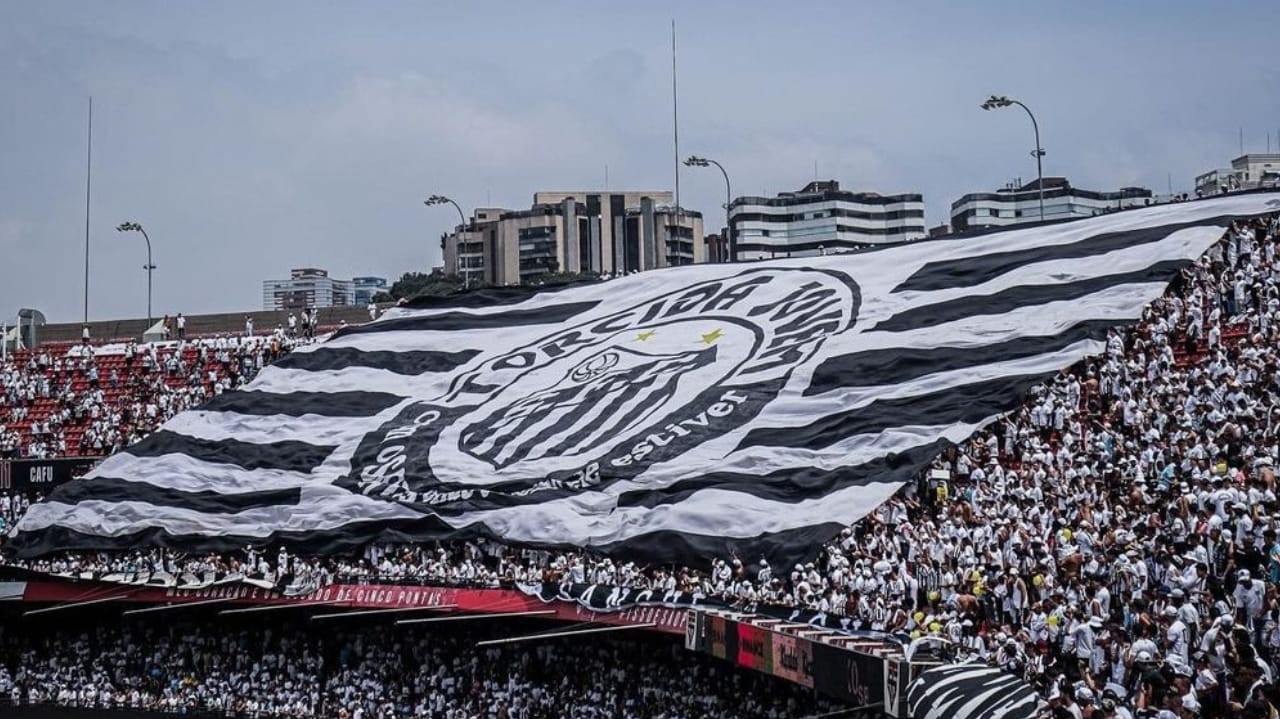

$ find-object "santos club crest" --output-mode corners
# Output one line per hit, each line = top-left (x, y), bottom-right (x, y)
(340, 268), (861, 509)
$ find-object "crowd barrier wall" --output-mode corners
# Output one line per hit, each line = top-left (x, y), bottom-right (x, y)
(0, 701), (227, 719)
(0, 458), (99, 492)
(686, 609), (929, 718)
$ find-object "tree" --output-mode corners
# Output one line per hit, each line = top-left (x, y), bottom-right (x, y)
(386, 272), (438, 300)
(380, 269), (600, 303)
(526, 271), (601, 287)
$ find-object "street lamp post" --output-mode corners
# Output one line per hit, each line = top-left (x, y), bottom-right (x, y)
(425, 194), (471, 289)
(684, 156), (733, 262)
(115, 221), (156, 330)
(981, 95), (1046, 222)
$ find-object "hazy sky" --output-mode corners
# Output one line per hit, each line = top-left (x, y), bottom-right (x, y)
(2, 1), (1278, 323)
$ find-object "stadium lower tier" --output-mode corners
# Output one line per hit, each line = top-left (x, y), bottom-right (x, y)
(0, 606), (850, 719)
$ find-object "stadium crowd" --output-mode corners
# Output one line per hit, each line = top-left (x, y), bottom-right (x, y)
(0, 617), (834, 719)
(1, 329), (303, 459)
(1, 210), (1279, 718)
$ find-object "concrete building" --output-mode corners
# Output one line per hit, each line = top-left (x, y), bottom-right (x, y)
(262, 268), (354, 311)
(703, 232), (731, 264)
(351, 276), (388, 306)
(729, 181), (925, 261)
(950, 178), (1155, 232)
(1195, 154), (1280, 197)
(441, 191), (705, 286)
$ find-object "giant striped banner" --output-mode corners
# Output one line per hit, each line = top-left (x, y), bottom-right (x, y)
(10, 192), (1280, 564)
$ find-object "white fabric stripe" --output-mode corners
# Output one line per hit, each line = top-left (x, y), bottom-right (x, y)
(88, 452), (314, 493)
(245, 365), (430, 399)
(160, 411), (366, 447)
(17, 486), (420, 538)
(842, 281), (1166, 354)
(292, 328), (515, 354)
(857, 225), (1219, 329)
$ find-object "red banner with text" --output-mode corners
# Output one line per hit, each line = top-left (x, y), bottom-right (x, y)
(17, 580), (686, 634)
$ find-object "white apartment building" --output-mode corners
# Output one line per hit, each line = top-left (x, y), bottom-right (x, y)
(1195, 154), (1280, 197)
(950, 178), (1155, 232)
(728, 181), (925, 261)
(261, 268), (354, 311)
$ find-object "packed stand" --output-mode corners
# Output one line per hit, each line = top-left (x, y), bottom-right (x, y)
(0, 621), (321, 716)
(0, 330), (303, 459)
(0, 615), (837, 719)
(2, 213), (1280, 717)
(0, 491), (33, 544)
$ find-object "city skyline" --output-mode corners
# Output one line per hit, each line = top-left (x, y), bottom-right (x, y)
(2, 1), (1279, 321)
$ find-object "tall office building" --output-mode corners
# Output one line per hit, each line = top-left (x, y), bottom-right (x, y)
(441, 191), (705, 287)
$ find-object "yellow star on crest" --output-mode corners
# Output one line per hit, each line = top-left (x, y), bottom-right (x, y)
(700, 328), (724, 345)
(636, 329), (657, 342)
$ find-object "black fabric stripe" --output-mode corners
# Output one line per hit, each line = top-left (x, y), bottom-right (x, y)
(616, 440), (944, 509)
(49, 478), (301, 515)
(331, 301), (600, 338)
(591, 523), (850, 575)
(805, 318), (1117, 395)
(740, 372), (1049, 453)
(272, 348), (480, 375)
(4, 516), (848, 575)
(894, 214), (1239, 293)
(872, 259), (1188, 334)
(125, 430), (334, 473)
(200, 390), (403, 418)
(402, 278), (605, 310)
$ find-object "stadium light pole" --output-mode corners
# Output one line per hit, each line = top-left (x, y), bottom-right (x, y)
(116, 221), (156, 330)
(981, 95), (1046, 222)
(684, 155), (733, 262)
(425, 194), (471, 290)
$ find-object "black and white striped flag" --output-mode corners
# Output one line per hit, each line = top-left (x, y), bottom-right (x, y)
(907, 664), (1039, 719)
(10, 192), (1280, 564)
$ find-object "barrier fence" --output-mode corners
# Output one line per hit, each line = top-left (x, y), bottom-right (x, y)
(0, 458), (99, 493)
(0, 700), (229, 719)
(685, 609), (937, 718)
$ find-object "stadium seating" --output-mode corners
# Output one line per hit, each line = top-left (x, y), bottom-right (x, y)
(1, 331), (313, 459)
